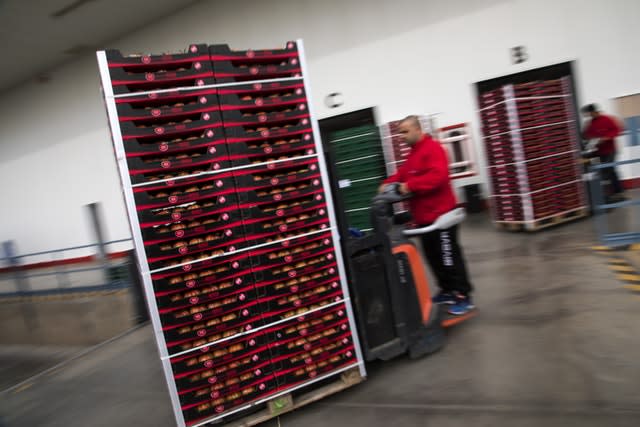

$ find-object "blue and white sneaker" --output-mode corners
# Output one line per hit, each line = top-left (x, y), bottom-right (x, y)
(447, 295), (475, 316)
(432, 292), (456, 305)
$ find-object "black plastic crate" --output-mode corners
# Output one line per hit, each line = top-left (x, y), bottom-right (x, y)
(141, 210), (242, 245)
(108, 60), (214, 93)
(170, 328), (271, 378)
(181, 374), (278, 425)
(145, 225), (246, 271)
(159, 286), (259, 327)
(232, 157), (319, 189)
(270, 331), (353, 372)
(163, 299), (264, 351)
(239, 194), (326, 224)
(133, 177), (237, 210)
(218, 89), (306, 112)
(127, 141), (229, 175)
(178, 357), (275, 409)
(106, 44), (210, 68)
(274, 348), (356, 390)
(242, 211), (331, 248)
(224, 120), (312, 144)
(260, 291), (345, 331)
(265, 304), (348, 343)
(112, 77), (217, 96)
(151, 251), (252, 292)
(235, 174), (323, 207)
(120, 111), (223, 140)
(154, 270), (255, 311)
(209, 41), (301, 83)
(221, 106), (309, 128)
(117, 92), (220, 122)
(137, 192), (239, 229)
(246, 220), (332, 265)
(122, 127), (227, 157)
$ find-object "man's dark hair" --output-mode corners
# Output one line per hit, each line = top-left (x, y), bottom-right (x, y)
(581, 103), (599, 114)
(400, 115), (422, 130)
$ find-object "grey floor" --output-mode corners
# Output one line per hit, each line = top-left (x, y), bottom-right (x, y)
(2, 213), (640, 427)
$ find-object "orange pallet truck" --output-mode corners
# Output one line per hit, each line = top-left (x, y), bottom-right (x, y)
(345, 184), (474, 360)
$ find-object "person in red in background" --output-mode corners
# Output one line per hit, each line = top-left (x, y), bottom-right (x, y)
(581, 104), (627, 202)
(378, 116), (474, 315)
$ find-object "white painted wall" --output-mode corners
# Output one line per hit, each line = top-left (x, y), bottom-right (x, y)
(1, 0), (639, 256)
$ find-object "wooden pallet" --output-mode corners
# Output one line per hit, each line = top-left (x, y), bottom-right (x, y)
(494, 207), (589, 232)
(224, 367), (364, 427)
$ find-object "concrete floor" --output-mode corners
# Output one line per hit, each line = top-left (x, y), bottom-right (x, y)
(2, 213), (640, 427)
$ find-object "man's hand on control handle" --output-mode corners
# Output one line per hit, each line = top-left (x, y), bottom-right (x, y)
(397, 183), (410, 195)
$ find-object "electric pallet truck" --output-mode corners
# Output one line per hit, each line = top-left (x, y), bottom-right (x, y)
(345, 183), (475, 361)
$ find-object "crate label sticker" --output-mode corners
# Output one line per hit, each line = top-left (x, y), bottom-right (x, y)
(215, 405), (225, 414)
(197, 329), (206, 337)
(204, 360), (213, 368)
(151, 108), (161, 117)
(253, 83), (262, 90)
(290, 285), (298, 292)
(222, 213), (230, 221)
(285, 255), (293, 263)
(179, 246), (188, 254)
(299, 328), (307, 335)
(141, 55), (151, 64)
(250, 67), (258, 75)
(189, 297), (199, 304)
(154, 127), (165, 135)
(186, 280), (196, 288)
(194, 313), (203, 321)
(197, 79), (204, 86)
(315, 194), (323, 201)
(194, 62), (202, 70)
(203, 113), (211, 121)
(161, 161), (171, 169)
(183, 264), (192, 271)
(299, 104), (306, 111)
(206, 130), (214, 138)
(288, 270), (297, 278)
(159, 143), (169, 152)
(258, 383), (266, 391)
(341, 323), (348, 331)
(338, 179), (351, 188)
(255, 98), (264, 106)
(145, 72), (155, 82)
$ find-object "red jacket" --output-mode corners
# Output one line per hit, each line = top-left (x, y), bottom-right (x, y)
(384, 135), (457, 225)
(583, 115), (623, 156)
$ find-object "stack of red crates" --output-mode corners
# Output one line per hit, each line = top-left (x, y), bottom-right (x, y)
(480, 77), (585, 225)
(100, 41), (359, 427)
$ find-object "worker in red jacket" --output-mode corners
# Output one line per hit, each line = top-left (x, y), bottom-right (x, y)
(581, 104), (626, 201)
(379, 116), (474, 315)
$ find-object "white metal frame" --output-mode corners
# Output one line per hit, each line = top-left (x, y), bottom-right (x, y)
(96, 51), (187, 427)
(96, 39), (366, 427)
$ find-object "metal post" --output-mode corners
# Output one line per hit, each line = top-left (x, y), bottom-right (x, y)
(2, 240), (37, 329)
(2, 240), (31, 295)
(86, 202), (110, 285)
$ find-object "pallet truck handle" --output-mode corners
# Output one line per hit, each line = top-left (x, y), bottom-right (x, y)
(402, 208), (466, 236)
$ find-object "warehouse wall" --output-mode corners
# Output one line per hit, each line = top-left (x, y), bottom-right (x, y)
(1, 0), (639, 256)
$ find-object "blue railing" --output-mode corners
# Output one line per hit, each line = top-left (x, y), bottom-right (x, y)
(588, 158), (640, 246)
(0, 238), (134, 298)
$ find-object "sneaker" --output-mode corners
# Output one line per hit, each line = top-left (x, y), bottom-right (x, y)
(448, 295), (475, 315)
(432, 292), (456, 305)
